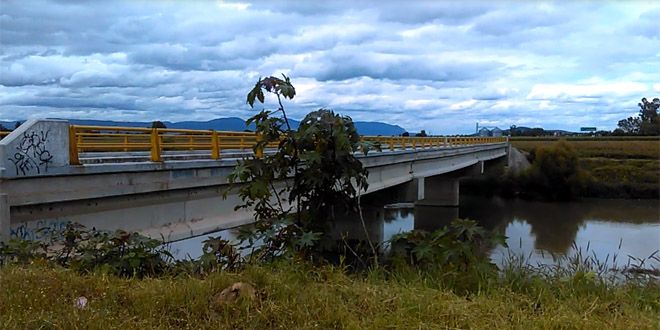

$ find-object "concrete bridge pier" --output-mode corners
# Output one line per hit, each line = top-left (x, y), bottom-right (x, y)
(412, 162), (484, 207)
(413, 205), (459, 231)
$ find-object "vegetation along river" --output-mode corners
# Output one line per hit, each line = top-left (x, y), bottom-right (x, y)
(169, 196), (660, 270)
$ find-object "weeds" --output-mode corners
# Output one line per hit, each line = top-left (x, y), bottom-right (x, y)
(1, 221), (658, 328)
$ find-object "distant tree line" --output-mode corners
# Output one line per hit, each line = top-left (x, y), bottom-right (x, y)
(614, 97), (659, 136)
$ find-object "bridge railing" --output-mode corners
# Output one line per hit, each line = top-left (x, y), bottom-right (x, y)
(68, 125), (507, 165)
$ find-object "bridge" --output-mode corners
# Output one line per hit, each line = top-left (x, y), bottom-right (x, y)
(0, 119), (509, 243)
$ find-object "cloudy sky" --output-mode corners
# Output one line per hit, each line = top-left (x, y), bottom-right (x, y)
(1, 0), (658, 134)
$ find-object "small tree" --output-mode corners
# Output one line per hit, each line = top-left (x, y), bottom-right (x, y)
(638, 97), (659, 136)
(151, 121), (167, 129)
(616, 97), (659, 136)
(228, 75), (374, 260)
(617, 116), (641, 135)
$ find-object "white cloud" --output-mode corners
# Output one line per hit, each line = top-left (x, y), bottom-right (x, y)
(450, 99), (478, 111)
(527, 82), (649, 100)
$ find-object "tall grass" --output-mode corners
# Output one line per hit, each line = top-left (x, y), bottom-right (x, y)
(1, 259), (658, 329)
(512, 139), (660, 159)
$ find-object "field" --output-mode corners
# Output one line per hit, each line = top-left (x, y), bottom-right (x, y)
(511, 137), (660, 159)
(511, 137), (660, 199)
(1, 262), (658, 329)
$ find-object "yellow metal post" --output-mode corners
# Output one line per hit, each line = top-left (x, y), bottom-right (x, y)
(389, 137), (394, 151)
(150, 128), (162, 162)
(68, 126), (80, 165)
(211, 130), (220, 159)
(255, 134), (264, 158)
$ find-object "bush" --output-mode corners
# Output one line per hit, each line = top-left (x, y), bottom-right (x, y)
(0, 223), (172, 277)
(520, 140), (590, 200)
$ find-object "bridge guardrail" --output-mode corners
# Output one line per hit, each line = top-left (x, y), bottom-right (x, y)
(68, 125), (507, 165)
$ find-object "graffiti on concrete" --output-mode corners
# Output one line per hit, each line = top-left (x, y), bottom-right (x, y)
(10, 219), (69, 241)
(8, 130), (54, 176)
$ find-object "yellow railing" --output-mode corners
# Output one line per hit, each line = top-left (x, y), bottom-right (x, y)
(68, 125), (507, 165)
(0, 131), (10, 139)
(360, 136), (506, 151)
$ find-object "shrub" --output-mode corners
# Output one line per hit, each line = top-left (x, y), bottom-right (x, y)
(520, 140), (590, 200)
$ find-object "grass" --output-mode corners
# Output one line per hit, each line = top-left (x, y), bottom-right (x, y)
(511, 138), (660, 159)
(1, 261), (658, 329)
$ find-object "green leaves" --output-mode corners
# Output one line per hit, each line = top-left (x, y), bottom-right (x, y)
(295, 231), (322, 248)
(389, 218), (504, 274)
(1, 223), (173, 278)
(246, 74), (296, 108)
(229, 76), (371, 261)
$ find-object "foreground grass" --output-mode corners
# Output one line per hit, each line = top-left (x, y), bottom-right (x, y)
(1, 262), (658, 329)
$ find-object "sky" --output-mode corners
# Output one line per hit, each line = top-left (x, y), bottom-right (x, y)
(1, 0), (659, 134)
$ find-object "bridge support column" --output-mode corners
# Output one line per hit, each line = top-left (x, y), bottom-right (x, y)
(413, 205), (459, 231)
(0, 194), (9, 243)
(415, 175), (460, 207)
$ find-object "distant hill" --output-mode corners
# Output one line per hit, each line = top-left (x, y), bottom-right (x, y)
(2, 118), (406, 136)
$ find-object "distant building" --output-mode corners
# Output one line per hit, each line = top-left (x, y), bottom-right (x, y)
(477, 127), (502, 137)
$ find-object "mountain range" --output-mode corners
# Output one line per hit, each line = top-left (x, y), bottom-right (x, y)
(1, 117), (407, 136)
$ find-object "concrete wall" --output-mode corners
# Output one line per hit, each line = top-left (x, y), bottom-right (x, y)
(0, 119), (69, 178)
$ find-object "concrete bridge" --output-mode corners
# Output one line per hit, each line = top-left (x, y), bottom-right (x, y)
(0, 119), (509, 243)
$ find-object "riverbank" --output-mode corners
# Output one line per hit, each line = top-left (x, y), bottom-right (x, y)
(513, 138), (660, 199)
(1, 262), (658, 329)
(464, 138), (659, 199)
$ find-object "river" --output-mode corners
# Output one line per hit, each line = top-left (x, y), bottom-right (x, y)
(169, 196), (660, 270)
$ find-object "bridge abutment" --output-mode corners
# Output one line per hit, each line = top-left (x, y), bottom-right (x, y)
(0, 194), (9, 243)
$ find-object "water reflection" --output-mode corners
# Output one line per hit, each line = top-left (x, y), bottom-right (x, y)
(170, 196), (660, 268)
(378, 197), (660, 268)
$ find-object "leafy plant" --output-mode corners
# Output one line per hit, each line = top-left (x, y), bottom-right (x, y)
(390, 218), (506, 270)
(2, 222), (173, 277)
(227, 75), (375, 261)
(389, 219), (508, 294)
(198, 237), (243, 272)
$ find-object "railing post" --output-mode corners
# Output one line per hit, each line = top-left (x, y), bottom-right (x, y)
(68, 126), (81, 165)
(389, 137), (395, 151)
(255, 134), (264, 158)
(150, 128), (162, 162)
(211, 130), (220, 159)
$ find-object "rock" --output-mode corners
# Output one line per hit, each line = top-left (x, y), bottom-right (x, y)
(210, 282), (256, 310)
(75, 296), (88, 310)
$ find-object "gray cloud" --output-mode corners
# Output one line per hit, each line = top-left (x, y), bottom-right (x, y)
(0, 0), (658, 134)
